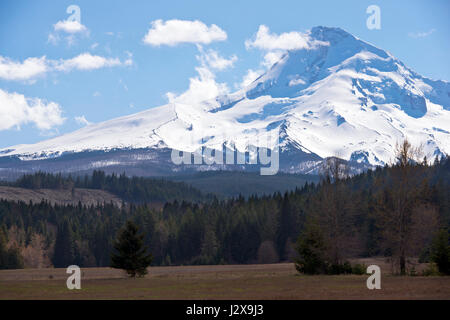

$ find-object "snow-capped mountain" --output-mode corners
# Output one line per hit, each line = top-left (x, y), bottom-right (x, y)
(1, 26), (449, 177)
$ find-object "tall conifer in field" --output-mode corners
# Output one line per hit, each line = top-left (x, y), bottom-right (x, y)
(111, 221), (152, 277)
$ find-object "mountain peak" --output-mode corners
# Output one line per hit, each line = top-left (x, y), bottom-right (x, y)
(243, 26), (390, 99)
(309, 26), (355, 44)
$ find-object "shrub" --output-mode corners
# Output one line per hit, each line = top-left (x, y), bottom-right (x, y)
(422, 263), (440, 276)
(351, 263), (367, 275)
(326, 261), (352, 275)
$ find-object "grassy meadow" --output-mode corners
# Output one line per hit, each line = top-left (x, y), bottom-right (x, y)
(0, 262), (449, 300)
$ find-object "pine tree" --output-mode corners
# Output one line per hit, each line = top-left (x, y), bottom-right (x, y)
(295, 221), (328, 275)
(111, 221), (152, 277)
(430, 229), (450, 275)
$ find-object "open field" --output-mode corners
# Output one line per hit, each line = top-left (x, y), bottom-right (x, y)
(0, 186), (123, 207)
(0, 263), (449, 300)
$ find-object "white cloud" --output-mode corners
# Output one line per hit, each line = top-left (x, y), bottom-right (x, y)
(0, 88), (65, 131)
(166, 66), (229, 105)
(239, 69), (262, 88)
(165, 47), (235, 105)
(93, 91), (101, 97)
(262, 51), (285, 68)
(244, 26), (329, 75)
(0, 53), (131, 81)
(288, 77), (306, 86)
(245, 25), (328, 51)
(124, 51), (133, 66)
(75, 115), (90, 126)
(47, 33), (60, 45)
(143, 19), (227, 46)
(197, 47), (237, 70)
(49, 20), (89, 46)
(54, 53), (122, 71)
(408, 29), (436, 38)
(0, 56), (48, 81)
(54, 20), (88, 34)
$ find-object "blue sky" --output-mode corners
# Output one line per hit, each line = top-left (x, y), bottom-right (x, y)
(0, 0), (449, 148)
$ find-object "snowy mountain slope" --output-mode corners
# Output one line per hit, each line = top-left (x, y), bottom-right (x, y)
(1, 26), (449, 174)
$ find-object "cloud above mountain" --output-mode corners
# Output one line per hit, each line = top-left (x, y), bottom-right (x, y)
(74, 115), (91, 126)
(0, 56), (48, 81)
(245, 25), (329, 51)
(0, 89), (65, 131)
(196, 47), (237, 71)
(54, 53), (128, 72)
(143, 19), (227, 46)
(0, 53), (132, 82)
(166, 47), (233, 105)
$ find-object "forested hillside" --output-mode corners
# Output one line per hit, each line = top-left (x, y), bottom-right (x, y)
(1, 170), (320, 200)
(1, 146), (448, 272)
(1, 170), (211, 204)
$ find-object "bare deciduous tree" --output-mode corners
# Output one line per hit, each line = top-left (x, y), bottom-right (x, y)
(22, 233), (52, 268)
(376, 138), (436, 274)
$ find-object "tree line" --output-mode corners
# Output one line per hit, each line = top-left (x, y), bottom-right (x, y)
(0, 141), (449, 274)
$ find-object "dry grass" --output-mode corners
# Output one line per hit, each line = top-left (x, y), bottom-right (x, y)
(0, 263), (449, 300)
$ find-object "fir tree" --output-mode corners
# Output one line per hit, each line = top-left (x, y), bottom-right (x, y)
(295, 221), (328, 274)
(111, 221), (152, 277)
(431, 229), (450, 275)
